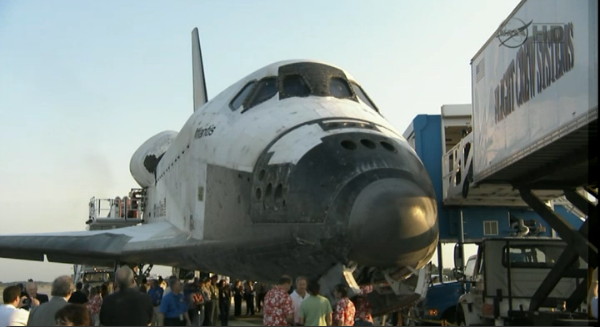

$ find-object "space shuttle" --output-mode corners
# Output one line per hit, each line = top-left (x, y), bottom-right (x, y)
(0, 29), (438, 313)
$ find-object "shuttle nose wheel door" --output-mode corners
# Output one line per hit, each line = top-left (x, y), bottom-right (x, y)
(326, 263), (431, 317)
(362, 265), (430, 316)
(317, 263), (361, 304)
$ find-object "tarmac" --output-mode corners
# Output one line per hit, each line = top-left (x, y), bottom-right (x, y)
(226, 313), (264, 326)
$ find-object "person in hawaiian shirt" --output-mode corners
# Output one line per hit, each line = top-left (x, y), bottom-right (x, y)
(262, 275), (294, 326)
(333, 284), (355, 326)
(86, 286), (103, 326)
(352, 296), (373, 326)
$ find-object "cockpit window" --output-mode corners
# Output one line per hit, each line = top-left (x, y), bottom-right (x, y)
(329, 77), (353, 99)
(351, 82), (379, 112)
(237, 63), (380, 114)
(282, 74), (310, 98)
(243, 77), (278, 112)
(230, 81), (256, 111)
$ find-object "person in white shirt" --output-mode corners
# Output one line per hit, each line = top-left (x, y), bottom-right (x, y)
(0, 285), (29, 327)
(290, 276), (308, 326)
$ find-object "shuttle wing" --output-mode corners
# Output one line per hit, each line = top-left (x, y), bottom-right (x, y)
(0, 221), (207, 267)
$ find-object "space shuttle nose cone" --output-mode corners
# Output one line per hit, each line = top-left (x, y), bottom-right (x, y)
(347, 177), (438, 269)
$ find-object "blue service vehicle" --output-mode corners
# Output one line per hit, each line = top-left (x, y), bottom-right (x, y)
(410, 279), (465, 325)
(408, 256), (476, 325)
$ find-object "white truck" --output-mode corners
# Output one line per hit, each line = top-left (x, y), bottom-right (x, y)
(73, 264), (114, 287)
(73, 190), (146, 286)
(455, 238), (590, 325)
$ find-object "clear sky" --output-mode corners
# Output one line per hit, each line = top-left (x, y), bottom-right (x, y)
(0, 0), (520, 282)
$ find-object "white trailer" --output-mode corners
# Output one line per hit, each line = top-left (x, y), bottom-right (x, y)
(444, 0), (598, 206)
(443, 1), (597, 324)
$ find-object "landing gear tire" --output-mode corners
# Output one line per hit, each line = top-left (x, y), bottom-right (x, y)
(405, 308), (417, 326)
(456, 306), (466, 326)
(441, 307), (457, 325)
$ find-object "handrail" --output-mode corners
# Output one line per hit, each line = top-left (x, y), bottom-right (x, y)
(442, 132), (474, 201)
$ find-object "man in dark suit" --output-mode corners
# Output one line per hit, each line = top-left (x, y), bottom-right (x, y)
(100, 265), (154, 326)
(23, 281), (49, 311)
(27, 275), (74, 326)
(68, 282), (88, 304)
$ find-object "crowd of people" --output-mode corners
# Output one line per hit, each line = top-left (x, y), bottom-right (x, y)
(1, 276), (92, 327)
(261, 275), (372, 326)
(1, 269), (374, 326)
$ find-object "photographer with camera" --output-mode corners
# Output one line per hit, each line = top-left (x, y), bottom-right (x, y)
(22, 281), (49, 311)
